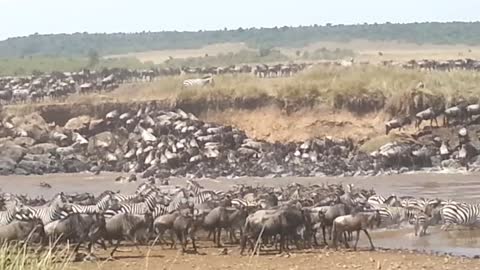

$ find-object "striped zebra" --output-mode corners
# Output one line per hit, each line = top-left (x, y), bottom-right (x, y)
(0, 201), (23, 225)
(59, 193), (115, 218)
(186, 179), (203, 195)
(375, 205), (418, 227)
(441, 201), (480, 230)
(182, 76), (214, 88)
(104, 191), (159, 218)
(18, 193), (68, 225)
(231, 198), (258, 208)
(414, 207), (442, 237)
(189, 191), (214, 206)
(367, 194), (399, 207)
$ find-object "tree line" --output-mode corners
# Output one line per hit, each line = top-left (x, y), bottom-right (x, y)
(1, 22), (480, 57)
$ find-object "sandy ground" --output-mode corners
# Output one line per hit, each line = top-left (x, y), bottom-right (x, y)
(68, 245), (480, 270)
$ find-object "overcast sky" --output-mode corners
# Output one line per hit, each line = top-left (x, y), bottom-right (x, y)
(0, 0), (479, 40)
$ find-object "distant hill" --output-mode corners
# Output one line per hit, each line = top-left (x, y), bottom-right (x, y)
(1, 22), (480, 57)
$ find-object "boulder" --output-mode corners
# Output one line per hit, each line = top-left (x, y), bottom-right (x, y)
(0, 157), (16, 175)
(0, 142), (26, 162)
(29, 143), (58, 155)
(87, 131), (116, 154)
(11, 113), (50, 142)
(13, 137), (36, 147)
(64, 115), (91, 131)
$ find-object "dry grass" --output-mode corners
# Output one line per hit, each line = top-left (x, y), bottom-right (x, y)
(8, 65), (480, 117)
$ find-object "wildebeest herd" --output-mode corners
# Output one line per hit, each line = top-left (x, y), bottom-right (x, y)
(0, 63), (310, 104)
(0, 180), (474, 261)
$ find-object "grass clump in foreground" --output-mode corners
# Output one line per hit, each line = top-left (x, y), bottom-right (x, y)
(0, 243), (71, 270)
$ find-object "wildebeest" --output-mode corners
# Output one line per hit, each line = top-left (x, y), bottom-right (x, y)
(385, 116), (411, 135)
(0, 218), (45, 244)
(331, 211), (381, 251)
(415, 107), (439, 129)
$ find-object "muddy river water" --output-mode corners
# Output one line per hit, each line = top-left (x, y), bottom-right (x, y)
(1, 171), (480, 257)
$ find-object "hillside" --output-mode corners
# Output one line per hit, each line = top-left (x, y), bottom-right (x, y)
(1, 22), (480, 57)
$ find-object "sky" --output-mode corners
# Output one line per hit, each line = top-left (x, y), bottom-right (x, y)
(0, 0), (479, 40)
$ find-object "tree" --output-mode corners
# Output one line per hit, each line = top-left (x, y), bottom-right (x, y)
(87, 49), (99, 68)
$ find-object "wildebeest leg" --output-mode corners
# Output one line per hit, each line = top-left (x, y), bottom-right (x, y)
(353, 230), (361, 251)
(322, 226), (327, 245)
(279, 233), (285, 254)
(110, 240), (121, 258)
(216, 227), (223, 247)
(169, 230), (176, 249)
(125, 234), (142, 254)
(343, 232), (350, 249)
(363, 229), (375, 251)
(190, 229), (197, 253)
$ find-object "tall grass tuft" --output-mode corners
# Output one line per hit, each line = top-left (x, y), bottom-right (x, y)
(0, 243), (71, 270)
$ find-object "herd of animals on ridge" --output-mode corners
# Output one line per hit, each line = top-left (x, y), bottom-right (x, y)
(0, 179), (475, 260)
(2, 57), (480, 104)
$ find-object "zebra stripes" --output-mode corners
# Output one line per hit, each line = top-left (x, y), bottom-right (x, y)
(441, 201), (480, 230)
(182, 76), (214, 88)
(18, 194), (67, 225)
(0, 202), (22, 225)
(104, 191), (158, 218)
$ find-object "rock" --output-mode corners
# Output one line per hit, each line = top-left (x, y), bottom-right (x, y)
(14, 167), (29, 175)
(0, 157), (16, 175)
(87, 131), (116, 154)
(64, 115), (91, 131)
(13, 136), (36, 147)
(29, 143), (58, 155)
(62, 156), (89, 173)
(441, 159), (462, 169)
(11, 113), (49, 142)
(0, 142), (26, 162)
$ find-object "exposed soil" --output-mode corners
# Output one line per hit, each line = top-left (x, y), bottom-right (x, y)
(201, 106), (383, 142)
(68, 245), (480, 270)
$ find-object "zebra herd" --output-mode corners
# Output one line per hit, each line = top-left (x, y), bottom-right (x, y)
(0, 180), (477, 260)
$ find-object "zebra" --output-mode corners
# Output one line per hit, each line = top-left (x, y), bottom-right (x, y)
(0, 200), (24, 225)
(367, 194), (399, 207)
(186, 179), (203, 195)
(375, 205), (419, 227)
(59, 193), (115, 218)
(440, 201), (480, 230)
(189, 191), (214, 206)
(17, 193), (69, 225)
(182, 76), (214, 89)
(104, 191), (159, 218)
